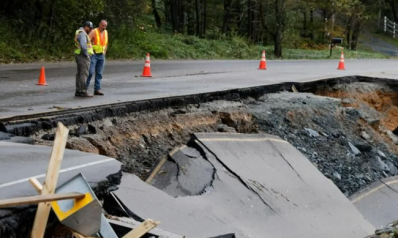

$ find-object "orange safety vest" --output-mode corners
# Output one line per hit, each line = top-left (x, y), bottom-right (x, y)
(92, 28), (108, 54)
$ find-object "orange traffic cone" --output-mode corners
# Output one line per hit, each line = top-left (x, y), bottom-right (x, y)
(337, 52), (345, 70)
(259, 50), (267, 70)
(36, 66), (48, 86)
(141, 53), (152, 77)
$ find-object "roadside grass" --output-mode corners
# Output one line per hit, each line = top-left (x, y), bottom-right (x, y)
(0, 22), (389, 64)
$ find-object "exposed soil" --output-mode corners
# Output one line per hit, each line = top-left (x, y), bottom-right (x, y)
(31, 82), (398, 198)
(34, 102), (257, 180)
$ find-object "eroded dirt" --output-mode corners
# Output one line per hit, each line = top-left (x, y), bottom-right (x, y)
(31, 82), (398, 197)
(34, 102), (257, 180)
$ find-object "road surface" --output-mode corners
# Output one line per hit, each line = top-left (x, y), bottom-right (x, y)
(1, 59), (398, 118)
(0, 141), (121, 200)
(350, 175), (398, 228)
(114, 133), (374, 238)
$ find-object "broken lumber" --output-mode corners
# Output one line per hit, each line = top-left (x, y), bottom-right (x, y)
(31, 122), (69, 238)
(292, 85), (299, 93)
(121, 219), (160, 238)
(29, 178), (99, 238)
(107, 216), (184, 238)
(29, 178), (43, 193)
(0, 193), (85, 208)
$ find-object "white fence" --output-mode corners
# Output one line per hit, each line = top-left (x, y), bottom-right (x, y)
(383, 16), (397, 38)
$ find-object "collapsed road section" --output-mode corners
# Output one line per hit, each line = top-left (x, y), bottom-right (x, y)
(1, 76), (398, 236)
(113, 133), (374, 237)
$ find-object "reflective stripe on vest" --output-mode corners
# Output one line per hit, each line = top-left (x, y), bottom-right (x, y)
(92, 28), (108, 54)
(74, 29), (94, 55)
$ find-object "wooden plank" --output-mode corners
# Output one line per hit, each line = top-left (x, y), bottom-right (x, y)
(29, 179), (93, 238)
(146, 147), (180, 184)
(31, 122), (70, 238)
(0, 193), (85, 208)
(29, 178), (43, 193)
(71, 230), (97, 238)
(107, 217), (183, 238)
(145, 156), (167, 184)
(122, 219), (160, 238)
(292, 85), (299, 93)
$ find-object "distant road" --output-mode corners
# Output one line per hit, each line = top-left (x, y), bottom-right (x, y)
(1, 59), (398, 118)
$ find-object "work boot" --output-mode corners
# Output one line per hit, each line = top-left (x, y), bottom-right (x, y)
(76, 92), (93, 98)
(94, 90), (104, 96)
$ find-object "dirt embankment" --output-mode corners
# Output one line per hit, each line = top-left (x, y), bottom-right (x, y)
(32, 82), (398, 197)
(34, 102), (256, 180)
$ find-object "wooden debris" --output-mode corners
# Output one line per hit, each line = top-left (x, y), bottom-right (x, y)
(292, 85), (299, 93)
(107, 216), (184, 238)
(29, 178), (95, 238)
(29, 178), (43, 193)
(0, 193), (85, 208)
(122, 219), (160, 238)
(31, 122), (69, 238)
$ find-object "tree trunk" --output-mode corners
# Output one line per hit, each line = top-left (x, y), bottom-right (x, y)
(195, 0), (200, 36)
(222, 0), (232, 34)
(187, 0), (195, 35)
(178, 0), (185, 33)
(170, 0), (178, 32)
(346, 16), (353, 49)
(274, 0), (285, 58)
(351, 19), (361, 50)
(310, 9), (314, 40)
(164, 0), (171, 26)
(247, 0), (254, 41)
(152, 0), (162, 27)
(202, 0), (206, 37)
(303, 11), (307, 31)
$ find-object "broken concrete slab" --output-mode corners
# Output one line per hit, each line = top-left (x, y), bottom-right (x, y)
(149, 147), (214, 197)
(0, 141), (122, 200)
(114, 133), (374, 238)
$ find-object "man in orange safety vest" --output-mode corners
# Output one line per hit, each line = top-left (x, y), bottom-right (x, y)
(86, 20), (108, 96)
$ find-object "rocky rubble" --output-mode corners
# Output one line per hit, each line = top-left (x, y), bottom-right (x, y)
(367, 221), (398, 238)
(250, 91), (398, 196)
(29, 82), (398, 198)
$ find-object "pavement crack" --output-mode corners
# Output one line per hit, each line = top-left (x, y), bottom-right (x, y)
(380, 180), (398, 195)
(194, 139), (276, 213)
(267, 140), (303, 181)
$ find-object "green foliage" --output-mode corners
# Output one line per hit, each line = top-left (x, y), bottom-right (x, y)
(0, 0), (393, 63)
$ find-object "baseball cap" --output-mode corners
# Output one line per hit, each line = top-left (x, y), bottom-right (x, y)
(83, 21), (95, 29)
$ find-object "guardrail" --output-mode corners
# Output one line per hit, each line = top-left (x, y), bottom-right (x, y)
(383, 16), (397, 38)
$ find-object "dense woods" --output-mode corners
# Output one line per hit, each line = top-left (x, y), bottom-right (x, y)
(0, 0), (395, 59)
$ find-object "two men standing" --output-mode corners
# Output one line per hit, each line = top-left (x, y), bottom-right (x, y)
(74, 20), (108, 97)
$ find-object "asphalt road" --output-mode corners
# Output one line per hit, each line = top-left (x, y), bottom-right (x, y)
(1, 59), (398, 118)
(350, 175), (398, 229)
(115, 133), (374, 238)
(0, 141), (121, 200)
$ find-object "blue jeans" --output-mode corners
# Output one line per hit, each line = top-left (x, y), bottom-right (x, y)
(86, 53), (105, 91)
